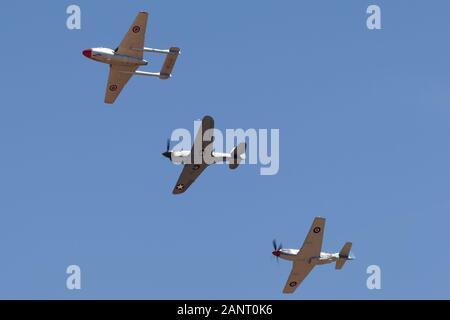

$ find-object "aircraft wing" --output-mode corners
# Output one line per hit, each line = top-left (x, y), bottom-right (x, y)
(297, 217), (326, 260)
(172, 116), (214, 194)
(116, 11), (148, 59)
(282, 260), (315, 294)
(172, 164), (209, 195)
(191, 116), (215, 158)
(104, 65), (138, 104)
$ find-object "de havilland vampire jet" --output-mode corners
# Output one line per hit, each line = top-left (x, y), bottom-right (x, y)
(163, 116), (247, 195)
(82, 11), (180, 104)
(272, 217), (354, 294)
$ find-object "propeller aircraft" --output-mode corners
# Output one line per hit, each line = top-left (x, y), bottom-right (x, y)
(163, 116), (246, 195)
(272, 217), (354, 294)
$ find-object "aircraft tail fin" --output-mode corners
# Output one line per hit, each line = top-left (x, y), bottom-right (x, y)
(229, 143), (247, 170)
(336, 242), (353, 270)
(159, 47), (181, 79)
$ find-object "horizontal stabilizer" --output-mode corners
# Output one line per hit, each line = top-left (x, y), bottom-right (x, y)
(160, 47), (180, 79)
(336, 242), (352, 270)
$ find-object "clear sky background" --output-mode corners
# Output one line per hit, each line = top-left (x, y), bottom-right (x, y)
(0, 0), (450, 299)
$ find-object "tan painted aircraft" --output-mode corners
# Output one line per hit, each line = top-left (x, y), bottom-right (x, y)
(163, 116), (247, 195)
(82, 11), (180, 104)
(273, 217), (354, 294)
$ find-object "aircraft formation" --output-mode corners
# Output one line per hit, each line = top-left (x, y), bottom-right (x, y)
(82, 11), (354, 295)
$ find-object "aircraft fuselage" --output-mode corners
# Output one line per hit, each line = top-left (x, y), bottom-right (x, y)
(82, 47), (148, 67)
(276, 249), (340, 265)
(163, 150), (246, 165)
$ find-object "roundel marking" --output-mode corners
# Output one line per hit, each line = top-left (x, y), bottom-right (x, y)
(313, 227), (321, 234)
(109, 85), (118, 92)
(132, 26), (141, 33)
(289, 281), (298, 287)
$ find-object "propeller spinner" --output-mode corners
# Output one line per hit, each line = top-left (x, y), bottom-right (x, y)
(272, 239), (282, 260)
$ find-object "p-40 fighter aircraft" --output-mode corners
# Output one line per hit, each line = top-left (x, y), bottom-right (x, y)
(163, 116), (247, 195)
(272, 217), (354, 294)
(82, 11), (180, 104)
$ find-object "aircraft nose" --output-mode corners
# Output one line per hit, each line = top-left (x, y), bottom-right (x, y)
(162, 151), (172, 159)
(82, 49), (92, 58)
(272, 250), (280, 257)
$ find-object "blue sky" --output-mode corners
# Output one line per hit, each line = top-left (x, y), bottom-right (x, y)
(0, 0), (450, 299)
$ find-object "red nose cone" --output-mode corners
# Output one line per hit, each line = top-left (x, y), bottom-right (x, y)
(82, 49), (92, 58)
(272, 250), (280, 257)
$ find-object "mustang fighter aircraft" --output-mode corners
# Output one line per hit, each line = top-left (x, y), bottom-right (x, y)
(82, 11), (180, 104)
(272, 217), (354, 294)
(163, 116), (246, 195)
